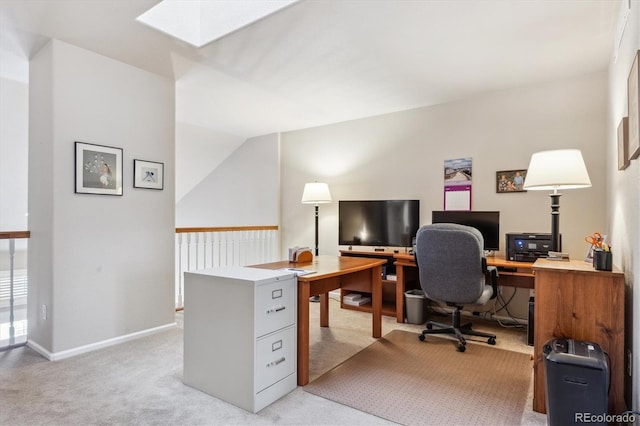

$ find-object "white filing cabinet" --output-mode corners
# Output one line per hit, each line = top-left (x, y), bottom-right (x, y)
(183, 267), (297, 413)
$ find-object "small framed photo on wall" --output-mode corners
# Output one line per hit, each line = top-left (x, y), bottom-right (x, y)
(618, 117), (630, 170)
(627, 50), (640, 162)
(75, 141), (123, 196)
(133, 159), (164, 190)
(496, 169), (527, 193)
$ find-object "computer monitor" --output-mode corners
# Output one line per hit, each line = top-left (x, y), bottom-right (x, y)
(339, 200), (420, 247)
(431, 210), (500, 251)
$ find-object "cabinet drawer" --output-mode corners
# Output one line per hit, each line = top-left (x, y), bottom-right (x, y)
(255, 278), (295, 336)
(255, 326), (296, 393)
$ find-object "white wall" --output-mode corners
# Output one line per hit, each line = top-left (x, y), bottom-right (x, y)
(0, 76), (29, 270)
(28, 40), (176, 355)
(279, 71), (607, 320)
(0, 77), (28, 231)
(175, 122), (246, 203)
(175, 133), (279, 227)
(607, 0), (640, 412)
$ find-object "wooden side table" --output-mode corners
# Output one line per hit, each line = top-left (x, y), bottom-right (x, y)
(532, 259), (625, 414)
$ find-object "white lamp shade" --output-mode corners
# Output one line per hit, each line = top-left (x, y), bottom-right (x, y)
(301, 182), (332, 204)
(523, 149), (592, 191)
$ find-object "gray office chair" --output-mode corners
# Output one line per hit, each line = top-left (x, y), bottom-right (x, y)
(414, 223), (498, 352)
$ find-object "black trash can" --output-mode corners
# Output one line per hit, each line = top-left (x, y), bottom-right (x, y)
(543, 338), (608, 426)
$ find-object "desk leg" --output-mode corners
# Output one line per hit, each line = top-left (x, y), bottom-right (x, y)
(319, 292), (329, 327)
(372, 265), (382, 338)
(396, 264), (405, 323)
(297, 281), (310, 386)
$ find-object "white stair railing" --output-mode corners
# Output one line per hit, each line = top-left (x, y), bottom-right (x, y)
(175, 226), (279, 309)
(0, 231), (30, 350)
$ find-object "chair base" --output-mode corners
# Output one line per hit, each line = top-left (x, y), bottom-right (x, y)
(418, 308), (496, 352)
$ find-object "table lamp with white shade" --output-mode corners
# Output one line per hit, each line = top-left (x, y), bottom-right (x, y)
(523, 149), (592, 252)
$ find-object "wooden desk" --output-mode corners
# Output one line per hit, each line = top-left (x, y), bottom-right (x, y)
(532, 259), (625, 415)
(252, 255), (386, 386)
(394, 253), (535, 323)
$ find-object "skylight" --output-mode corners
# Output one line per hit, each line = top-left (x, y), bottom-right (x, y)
(136, 0), (298, 48)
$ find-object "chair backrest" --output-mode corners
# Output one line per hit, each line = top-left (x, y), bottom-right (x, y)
(414, 223), (485, 305)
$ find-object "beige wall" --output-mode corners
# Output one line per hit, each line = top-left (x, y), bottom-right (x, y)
(280, 71), (607, 320)
(607, 1), (640, 412)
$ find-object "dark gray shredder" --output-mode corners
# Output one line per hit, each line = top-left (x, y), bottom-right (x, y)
(543, 338), (608, 426)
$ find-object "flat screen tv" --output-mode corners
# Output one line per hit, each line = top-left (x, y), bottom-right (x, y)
(431, 210), (500, 251)
(339, 200), (420, 247)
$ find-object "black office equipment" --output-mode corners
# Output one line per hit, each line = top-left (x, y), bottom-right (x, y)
(339, 200), (420, 247)
(431, 210), (500, 251)
(543, 338), (608, 426)
(506, 232), (559, 262)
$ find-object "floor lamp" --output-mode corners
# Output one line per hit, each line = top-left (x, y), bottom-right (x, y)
(523, 149), (591, 252)
(301, 182), (332, 302)
(301, 182), (332, 256)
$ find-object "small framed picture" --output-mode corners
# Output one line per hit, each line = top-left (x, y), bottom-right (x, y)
(75, 141), (123, 196)
(496, 169), (527, 193)
(618, 117), (630, 171)
(133, 159), (164, 190)
(627, 50), (640, 162)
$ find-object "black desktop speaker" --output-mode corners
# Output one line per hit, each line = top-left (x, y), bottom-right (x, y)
(527, 296), (534, 346)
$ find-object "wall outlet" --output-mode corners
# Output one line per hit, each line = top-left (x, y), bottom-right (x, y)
(42, 304), (47, 321)
(529, 289), (535, 298)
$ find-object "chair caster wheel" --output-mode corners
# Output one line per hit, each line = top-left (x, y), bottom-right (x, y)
(488, 337), (496, 345)
(426, 323), (433, 330)
(457, 344), (466, 352)
(419, 334), (425, 342)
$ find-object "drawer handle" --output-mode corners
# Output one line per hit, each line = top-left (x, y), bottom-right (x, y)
(267, 357), (286, 367)
(266, 306), (286, 314)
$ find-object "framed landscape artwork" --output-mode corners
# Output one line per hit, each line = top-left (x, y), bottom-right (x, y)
(496, 169), (527, 193)
(133, 159), (164, 190)
(75, 141), (123, 196)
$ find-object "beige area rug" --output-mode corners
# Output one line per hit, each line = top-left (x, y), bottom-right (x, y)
(304, 329), (533, 426)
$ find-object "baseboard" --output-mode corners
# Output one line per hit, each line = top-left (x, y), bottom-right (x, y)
(27, 322), (177, 361)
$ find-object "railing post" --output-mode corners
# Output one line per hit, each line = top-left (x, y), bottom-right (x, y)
(177, 233), (184, 309)
(9, 238), (15, 346)
(195, 232), (200, 270)
(202, 232), (208, 269)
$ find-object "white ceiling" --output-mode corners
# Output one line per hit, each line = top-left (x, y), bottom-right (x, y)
(0, 0), (622, 140)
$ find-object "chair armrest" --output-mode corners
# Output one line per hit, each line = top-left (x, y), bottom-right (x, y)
(482, 258), (499, 300)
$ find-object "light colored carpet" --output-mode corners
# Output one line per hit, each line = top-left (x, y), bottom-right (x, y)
(0, 298), (546, 425)
(305, 329), (533, 426)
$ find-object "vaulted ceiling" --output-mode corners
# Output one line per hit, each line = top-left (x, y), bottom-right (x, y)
(0, 0), (621, 139)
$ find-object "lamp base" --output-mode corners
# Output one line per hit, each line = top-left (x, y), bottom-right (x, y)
(550, 193), (561, 252)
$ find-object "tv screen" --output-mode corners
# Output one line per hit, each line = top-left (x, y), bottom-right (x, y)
(431, 210), (500, 251)
(339, 200), (420, 247)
